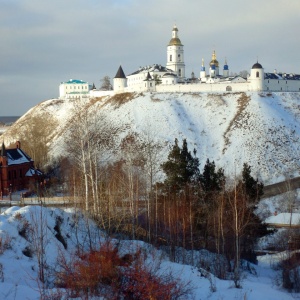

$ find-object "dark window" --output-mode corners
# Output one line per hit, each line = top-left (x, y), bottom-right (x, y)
(14, 170), (16, 179)
(226, 86), (232, 91)
(8, 171), (11, 180)
(256, 71), (259, 78)
(170, 55), (172, 62)
(19, 169), (22, 178)
(179, 69), (181, 76)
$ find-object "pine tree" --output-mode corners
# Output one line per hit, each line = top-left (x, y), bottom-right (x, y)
(200, 159), (225, 193)
(241, 163), (263, 203)
(161, 139), (199, 192)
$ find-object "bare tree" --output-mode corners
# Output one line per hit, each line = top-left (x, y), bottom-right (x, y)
(100, 75), (112, 90)
(119, 133), (146, 240)
(18, 113), (57, 170)
(64, 98), (116, 213)
(239, 70), (249, 78)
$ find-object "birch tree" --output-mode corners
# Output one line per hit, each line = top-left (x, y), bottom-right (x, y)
(64, 99), (116, 213)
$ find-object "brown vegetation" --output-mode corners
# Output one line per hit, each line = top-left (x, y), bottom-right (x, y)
(54, 240), (192, 299)
(105, 92), (136, 108)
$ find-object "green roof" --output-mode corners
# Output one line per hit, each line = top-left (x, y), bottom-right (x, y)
(62, 79), (88, 84)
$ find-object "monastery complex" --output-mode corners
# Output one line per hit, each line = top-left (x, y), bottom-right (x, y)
(59, 25), (300, 99)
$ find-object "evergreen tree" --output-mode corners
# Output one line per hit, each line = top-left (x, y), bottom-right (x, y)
(200, 159), (225, 193)
(241, 163), (264, 203)
(161, 138), (199, 192)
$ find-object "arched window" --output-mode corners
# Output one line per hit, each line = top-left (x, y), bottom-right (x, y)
(170, 55), (172, 62)
(226, 86), (232, 91)
(179, 69), (181, 76)
(256, 71), (259, 78)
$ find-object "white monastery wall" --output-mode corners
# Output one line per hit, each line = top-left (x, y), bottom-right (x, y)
(156, 82), (252, 93)
(89, 90), (114, 97)
(265, 79), (300, 92)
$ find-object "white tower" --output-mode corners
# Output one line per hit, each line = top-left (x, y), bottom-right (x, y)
(223, 58), (229, 77)
(200, 58), (206, 79)
(113, 65), (127, 93)
(166, 25), (185, 80)
(249, 62), (264, 91)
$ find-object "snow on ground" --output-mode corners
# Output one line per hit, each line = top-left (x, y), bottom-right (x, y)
(4, 91), (300, 185)
(256, 188), (300, 220)
(0, 205), (298, 300)
(266, 213), (300, 225)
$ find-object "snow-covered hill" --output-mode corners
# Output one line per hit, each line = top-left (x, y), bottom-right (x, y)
(3, 91), (300, 184)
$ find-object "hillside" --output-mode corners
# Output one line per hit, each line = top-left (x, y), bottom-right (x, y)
(2, 91), (300, 184)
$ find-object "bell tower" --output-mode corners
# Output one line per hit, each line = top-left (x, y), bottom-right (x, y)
(166, 25), (185, 80)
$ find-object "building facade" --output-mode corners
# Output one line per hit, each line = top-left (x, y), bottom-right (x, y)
(0, 142), (42, 197)
(59, 79), (90, 99)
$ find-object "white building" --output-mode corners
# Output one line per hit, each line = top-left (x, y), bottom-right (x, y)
(60, 25), (300, 99)
(112, 25), (300, 94)
(166, 25), (185, 80)
(59, 79), (90, 99)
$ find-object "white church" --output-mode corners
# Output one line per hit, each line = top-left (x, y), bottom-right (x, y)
(59, 25), (300, 99)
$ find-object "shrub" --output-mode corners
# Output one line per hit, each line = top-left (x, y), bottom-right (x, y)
(0, 234), (12, 255)
(14, 212), (23, 221)
(280, 252), (300, 292)
(18, 220), (32, 241)
(0, 263), (3, 282)
(56, 240), (193, 299)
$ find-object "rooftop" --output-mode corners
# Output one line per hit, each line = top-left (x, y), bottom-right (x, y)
(128, 64), (175, 76)
(62, 79), (87, 84)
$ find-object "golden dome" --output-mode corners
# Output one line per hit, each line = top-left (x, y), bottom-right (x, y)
(168, 37), (183, 46)
(209, 50), (219, 67)
(168, 24), (183, 46)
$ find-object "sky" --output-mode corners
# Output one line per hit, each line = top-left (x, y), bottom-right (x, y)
(0, 0), (299, 116)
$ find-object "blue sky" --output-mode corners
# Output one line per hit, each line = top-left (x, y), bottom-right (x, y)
(0, 0), (299, 115)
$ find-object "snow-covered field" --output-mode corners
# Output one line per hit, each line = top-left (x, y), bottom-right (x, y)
(0, 205), (298, 300)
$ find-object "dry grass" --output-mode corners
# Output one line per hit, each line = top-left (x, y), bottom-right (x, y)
(104, 92), (136, 108)
(222, 93), (251, 153)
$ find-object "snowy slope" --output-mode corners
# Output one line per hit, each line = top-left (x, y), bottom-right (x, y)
(0, 206), (297, 300)
(3, 91), (300, 184)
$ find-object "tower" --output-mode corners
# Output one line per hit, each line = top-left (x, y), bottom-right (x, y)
(200, 58), (206, 79)
(250, 61), (264, 91)
(209, 50), (219, 78)
(166, 25), (185, 80)
(223, 58), (229, 77)
(113, 65), (127, 93)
